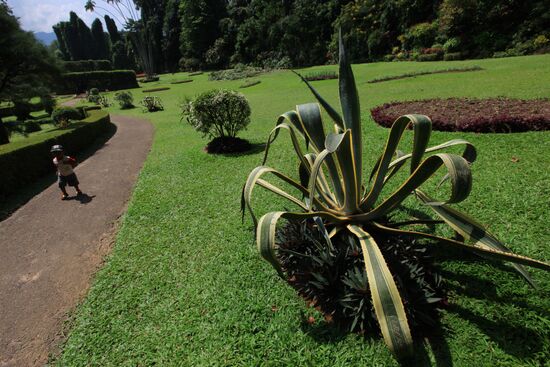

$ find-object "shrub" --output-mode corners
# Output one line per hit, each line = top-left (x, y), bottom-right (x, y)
(443, 52), (462, 61)
(58, 70), (139, 94)
(179, 57), (201, 72)
(13, 100), (32, 121)
(139, 76), (160, 83)
(533, 34), (549, 49)
(303, 71), (338, 82)
(367, 66), (483, 83)
(239, 80), (261, 89)
(417, 53), (440, 62)
(188, 71), (203, 76)
(52, 107), (83, 126)
(140, 96), (164, 112)
(182, 89), (250, 139)
(22, 121), (41, 133)
(208, 64), (263, 81)
(40, 95), (57, 115)
(242, 36), (550, 361)
(443, 37), (460, 53)
(62, 60), (112, 72)
(170, 79), (193, 85)
(142, 87), (170, 93)
(371, 98), (550, 133)
(114, 91), (134, 109)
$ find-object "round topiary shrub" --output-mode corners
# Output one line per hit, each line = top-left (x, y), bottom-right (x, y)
(22, 120), (42, 133)
(182, 89), (251, 153)
(371, 98), (550, 133)
(114, 91), (134, 109)
(40, 95), (57, 115)
(52, 107), (82, 127)
(13, 100), (32, 121)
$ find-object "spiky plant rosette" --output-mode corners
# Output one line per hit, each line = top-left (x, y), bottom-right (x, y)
(242, 33), (550, 360)
(276, 219), (446, 335)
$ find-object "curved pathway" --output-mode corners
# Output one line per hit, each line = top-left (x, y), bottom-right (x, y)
(0, 114), (154, 366)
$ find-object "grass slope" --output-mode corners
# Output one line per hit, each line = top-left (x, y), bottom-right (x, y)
(56, 55), (550, 366)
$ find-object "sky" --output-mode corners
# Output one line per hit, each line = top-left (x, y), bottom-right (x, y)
(8, 0), (129, 33)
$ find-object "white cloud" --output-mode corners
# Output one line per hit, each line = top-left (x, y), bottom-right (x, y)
(7, 0), (128, 33)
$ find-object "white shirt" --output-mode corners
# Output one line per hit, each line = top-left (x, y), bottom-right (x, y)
(53, 156), (75, 176)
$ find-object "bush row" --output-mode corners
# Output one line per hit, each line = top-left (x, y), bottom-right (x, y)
(0, 110), (111, 200)
(57, 70), (139, 94)
(0, 101), (43, 119)
(371, 98), (550, 133)
(62, 60), (112, 72)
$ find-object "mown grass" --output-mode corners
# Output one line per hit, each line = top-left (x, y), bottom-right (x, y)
(55, 55), (550, 366)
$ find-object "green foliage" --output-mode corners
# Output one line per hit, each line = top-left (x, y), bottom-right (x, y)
(182, 89), (250, 139)
(140, 96), (164, 112)
(22, 120), (42, 133)
(443, 52), (462, 61)
(208, 64), (262, 81)
(62, 60), (112, 72)
(242, 36), (550, 361)
(40, 95), (57, 115)
(114, 91), (134, 109)
(0, 110), (110, 200)
(52, 107), (83, 126)
(12, 100), (32, 121)
(58, 70), (139, 94)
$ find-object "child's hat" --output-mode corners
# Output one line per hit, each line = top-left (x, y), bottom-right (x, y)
(50, 144), (64, 153)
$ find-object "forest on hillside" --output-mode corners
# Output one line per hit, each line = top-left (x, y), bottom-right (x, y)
(46, 0), (550, 72)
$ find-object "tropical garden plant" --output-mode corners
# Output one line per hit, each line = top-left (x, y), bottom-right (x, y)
(242, 34), (550, 361)
(181, 89), (252, 153)
(140, 96), (164, 112)
(114, 91), (134, 109)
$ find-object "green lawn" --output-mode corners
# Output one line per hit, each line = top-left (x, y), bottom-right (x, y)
(55, 55), (550, 366)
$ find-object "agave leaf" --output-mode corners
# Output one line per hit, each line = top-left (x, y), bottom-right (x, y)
(256, 179), (308, 211)
(296, 103), (345, 204)
(307, 149), (334, 211)
(242, 166), (336, 226)
(389, 139), (477, 171)
(416, 190), (538, 286)
(371, 222), (550, 274)
(347, 224), (414, 358)
(355, 153), (472, 222)
(262, 122), (308, 167)
(362, 114), (432, 210)
(292, 70), (345, 131)
(338, 30), (362, 195)
(331, 131), (360, 213)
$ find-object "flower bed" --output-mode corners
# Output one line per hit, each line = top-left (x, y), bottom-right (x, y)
(371, 98), (550, 133)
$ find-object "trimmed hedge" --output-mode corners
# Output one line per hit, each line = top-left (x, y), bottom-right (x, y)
(0, 101), (43, 119)
(0, 110), (111, 200)
(58, 70), (139, 94)
(63, 60), (112, 72)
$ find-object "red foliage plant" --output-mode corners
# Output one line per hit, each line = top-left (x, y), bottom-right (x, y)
(371, 98), (550, 133)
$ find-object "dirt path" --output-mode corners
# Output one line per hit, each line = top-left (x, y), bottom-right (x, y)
(0, 114), (154, 367)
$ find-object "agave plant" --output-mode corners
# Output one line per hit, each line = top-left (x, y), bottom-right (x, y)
(242, 34), (550, 360)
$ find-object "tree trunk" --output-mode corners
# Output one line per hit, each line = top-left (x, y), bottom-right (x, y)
(0, 119), (9, 145)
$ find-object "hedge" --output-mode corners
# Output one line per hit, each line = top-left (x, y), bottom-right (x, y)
(0, 110), (111, 200)
(0, 101), (44, 119)
(57, 70), (139, 94)
(62, 60), (112, 72)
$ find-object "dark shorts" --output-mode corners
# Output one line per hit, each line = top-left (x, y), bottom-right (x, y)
(58, 173), (79, 188)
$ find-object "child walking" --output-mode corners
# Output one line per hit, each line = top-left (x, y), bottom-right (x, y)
(51, 144), (82, 200)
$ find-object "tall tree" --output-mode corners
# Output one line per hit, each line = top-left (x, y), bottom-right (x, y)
(104, 14), (122, 44)
(162, 0), (182, 72)
(91, 18), (111, 60)
(0, 2), (60, 144)
(179, 0), (227, 66)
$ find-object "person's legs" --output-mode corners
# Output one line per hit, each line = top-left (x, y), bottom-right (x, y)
(58, 176), (69, 199)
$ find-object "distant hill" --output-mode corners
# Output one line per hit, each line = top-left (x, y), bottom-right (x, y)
(34, 32), (56, 46)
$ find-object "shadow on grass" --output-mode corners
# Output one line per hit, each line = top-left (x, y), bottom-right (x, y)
(0, 122), (117, 221)
(219, 142), (267, 157)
